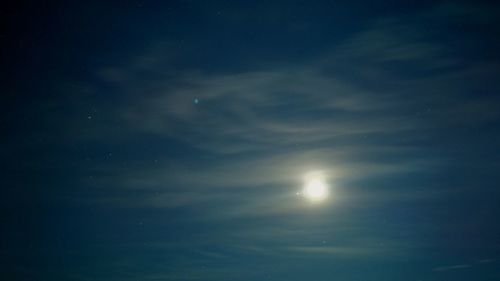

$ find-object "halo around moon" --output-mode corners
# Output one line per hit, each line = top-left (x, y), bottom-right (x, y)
(301, 171), (329, 202)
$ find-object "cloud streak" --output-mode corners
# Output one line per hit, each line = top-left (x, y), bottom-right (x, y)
(55, 5), (500, 276)
(70, 8), (498, 224)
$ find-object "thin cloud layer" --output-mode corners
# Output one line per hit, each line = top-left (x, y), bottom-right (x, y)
(80, 11), (500, 221)
(7, 2), (498, 280)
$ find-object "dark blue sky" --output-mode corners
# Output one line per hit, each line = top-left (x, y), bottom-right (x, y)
(2, 1), (500, 280)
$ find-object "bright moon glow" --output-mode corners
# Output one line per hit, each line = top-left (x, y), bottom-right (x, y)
(302, 172), (329, 202)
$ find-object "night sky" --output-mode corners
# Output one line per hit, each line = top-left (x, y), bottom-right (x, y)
(2, 1), (500, 280)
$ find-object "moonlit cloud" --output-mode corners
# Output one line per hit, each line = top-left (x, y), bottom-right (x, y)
(58, 12), (498, 280)
(5, 1), (500, 280)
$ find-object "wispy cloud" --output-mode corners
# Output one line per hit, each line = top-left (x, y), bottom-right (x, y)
(433, 263), (472, 271)
(55, 6), (500, 275)
(73, 7), (499, 221)
(433, 258), (499, 272)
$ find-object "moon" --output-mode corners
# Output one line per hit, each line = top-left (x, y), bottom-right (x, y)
(302, 172), (329, 202)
